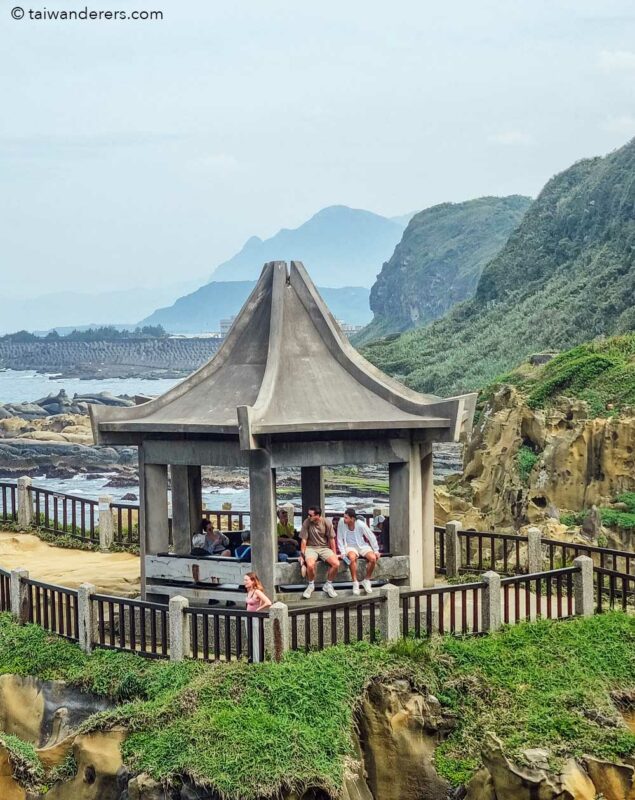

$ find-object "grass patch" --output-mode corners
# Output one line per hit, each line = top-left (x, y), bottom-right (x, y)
(0, 613), (634, 796)
(516, 446), (539, 485)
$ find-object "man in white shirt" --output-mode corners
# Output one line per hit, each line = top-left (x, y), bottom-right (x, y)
(336, 507), (380, 595)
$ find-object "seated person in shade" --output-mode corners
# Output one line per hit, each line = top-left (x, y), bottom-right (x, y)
(337, 507), (380, 595)
(193, 519), (230, 557)
(276, 508), (299, 555)
(372, 514), (389, 552)
(235, 530), (252, 562)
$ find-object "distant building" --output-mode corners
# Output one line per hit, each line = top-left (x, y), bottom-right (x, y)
(220, 316), (236, 338)
(337, 321), (364, 338)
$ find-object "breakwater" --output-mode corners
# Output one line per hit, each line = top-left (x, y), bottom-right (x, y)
(0, 337), (221, 379)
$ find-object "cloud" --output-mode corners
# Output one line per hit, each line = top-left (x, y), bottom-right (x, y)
(598, 50), (635, 73)
(487, 130), (533, 146)
(601, 115), (635, 134)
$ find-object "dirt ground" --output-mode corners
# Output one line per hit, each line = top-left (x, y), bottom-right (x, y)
(0, 530), (140, 597)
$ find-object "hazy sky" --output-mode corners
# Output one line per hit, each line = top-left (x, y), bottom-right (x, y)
(1, 0), (634, 297)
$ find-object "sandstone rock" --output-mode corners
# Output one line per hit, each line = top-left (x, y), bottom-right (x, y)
(584, 756), (635, 800)
(45, 729), (126, 800)
(581, 505), (602, 539)
(0, 744), (27, 800)
(356, 679), (451, 800)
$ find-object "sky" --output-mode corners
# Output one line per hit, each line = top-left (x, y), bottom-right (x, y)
(1, 0), (634, 299)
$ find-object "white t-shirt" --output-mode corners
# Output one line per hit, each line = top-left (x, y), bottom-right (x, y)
(337, 519), (379, 554)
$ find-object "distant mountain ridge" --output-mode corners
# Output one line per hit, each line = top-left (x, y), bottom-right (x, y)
(210, 205), (407, 287)
(362, 137), (635, 396)
(355, 195), (531, 344)
(140, 281), (372, 334)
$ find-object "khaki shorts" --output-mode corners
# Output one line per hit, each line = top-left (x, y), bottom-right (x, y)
(304, 546), (336, 563)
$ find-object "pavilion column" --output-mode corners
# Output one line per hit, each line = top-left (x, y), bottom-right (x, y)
(143, 464), (170, 555)
(249, 449), (277, 600)
(170, 465), (202, 555)
(301, 466), (325, 519)
(389, 441), (435, 589)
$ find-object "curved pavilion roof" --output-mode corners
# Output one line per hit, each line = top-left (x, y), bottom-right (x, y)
(91, 261), (476, 448)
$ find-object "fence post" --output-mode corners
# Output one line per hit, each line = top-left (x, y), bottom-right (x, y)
(267, 602), (290, 661)
(527, 527), (542, 573)
(77, 582), (96, 653)
(98, 495), (114, 551)
(17, 477), (32, 529)
(10, 568), (29, 624)
(379, 583), (401, 642)
(169, 595), (190, 662)
(573, 556), (594, 617)
(481, 571), (501, 633)
(445, 520), (461, 578)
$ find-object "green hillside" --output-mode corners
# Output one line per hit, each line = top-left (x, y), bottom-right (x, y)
(355, 195), (531, 345)
(362, 138), (635, 396)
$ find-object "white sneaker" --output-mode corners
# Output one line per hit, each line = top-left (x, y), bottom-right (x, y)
(303, 583), (315, 599)
(323, 581), (338, 598)
(352, 581), (360, 596)
(362, 579), (373, 594)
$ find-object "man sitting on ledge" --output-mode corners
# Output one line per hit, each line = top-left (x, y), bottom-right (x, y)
(337, 507), (380, 595)
(300, 505), (339, 599)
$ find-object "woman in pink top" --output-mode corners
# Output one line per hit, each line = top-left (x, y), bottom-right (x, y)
(243, 572), (272, 611)
(243, 572), (271, 662)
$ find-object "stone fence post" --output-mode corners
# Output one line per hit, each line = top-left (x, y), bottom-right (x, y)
(169, 596), (190, 662)
(481, 570), (501, 633)
(527, 527), (542, 574)
(98, 495), (114, 551)
(10, 568), (29, 624)
(573, 556), (594, 617)
(444, 520), (461, 579)
(17, 477), (33, 529)
(267, 602), (290, 661)
(379, 583), (401, 642)
(77, 582), (96, 653)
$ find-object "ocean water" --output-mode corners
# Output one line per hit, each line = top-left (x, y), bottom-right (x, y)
(0, 369), (180, 405)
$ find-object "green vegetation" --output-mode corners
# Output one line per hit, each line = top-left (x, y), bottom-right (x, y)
(361, 139), (635, 396)
(1, 613), (634, 797)
(0, 325), (167, 342)
(516, 446), (539, 485)
(356, 195), (531, 345)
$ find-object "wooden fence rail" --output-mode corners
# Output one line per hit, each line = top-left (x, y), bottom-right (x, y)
(31, 486), (98, 543)
(0, 482), (17, 522)
(500, 567), (576, 624)
(401, 580), (484, 637)
(186, 606), (267, 662)
(24, 577), (79, 641)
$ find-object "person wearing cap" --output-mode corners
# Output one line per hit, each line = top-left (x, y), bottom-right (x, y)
(337, 507), (380, 595)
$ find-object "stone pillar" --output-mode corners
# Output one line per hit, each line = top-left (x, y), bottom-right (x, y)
(17, 476), (32, 529)
(77, 582), (96, 653)
(527, 527), (543, 574)
(171, 465), (202, 555)
(301, 466), (325, 519)
(379, 583), (401, 642)
(10, 568), (29, 624)
(142, 463), (169, 555)
(266, 602), (290, 661)
(98, 495), (114, 551)
(169, 595), (190, 662)
(389, 441), (435, 590)
(445, 520), (461, 579)
(249, 449), (277, 600)
(573, 556), (594, 617)
(481, 571), (501, 633)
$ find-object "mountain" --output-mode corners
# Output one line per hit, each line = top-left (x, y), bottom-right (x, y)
(139, 280), (372, 334)
(361, 138), (635, 397)
(210, 205), (406, 287)
(355, 196), (532, 344)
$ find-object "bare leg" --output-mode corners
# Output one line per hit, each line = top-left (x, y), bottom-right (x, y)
(305, 558), (317, 582)
(365, 552), (378, 579)
(325, 555), (339, 582)
(347, 551), (358, 582)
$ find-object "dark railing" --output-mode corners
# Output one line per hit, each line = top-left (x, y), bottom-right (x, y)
(460, 530), (528, 574)
(186, 606), (267, 662)
(0, 481), (17, 522)
(31, 486), (98, 543)
(500, 567), (576, 624)
(595, 567), (635, 613)
(203, 509), (249, 532)
(434, 526), (446, 572)
(401, 580), (485, 637)
(0, 567), (10, 612)
(91, 593), (169, 658)
(24, 578), (79, 640)
(288, 595), (383, 652)
(111, 502), (139, 544)
(544, 538), (634, 576)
